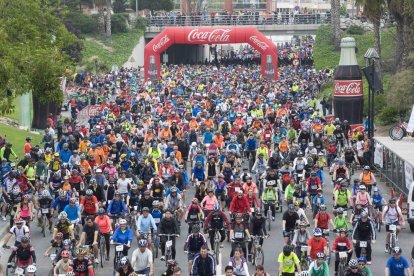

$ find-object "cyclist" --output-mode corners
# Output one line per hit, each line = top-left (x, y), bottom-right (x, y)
(35, 190), (54, 233)
(385, 247), (411, 276)
(69, 247), (95, 276)
(253, 265), (270, 276)
(248, 209), (268, 262)
(351, 211), (376, 264)
(278, 245), (301, 276)
(214, 174), (227, 210)
(204, 203), (229, 250)
(136, 206), (157, 242)
(314, 204), (335, 231)
(53, 211), (75, 241)
(77, 215), (100, 264)
(311, 188), (326, 218)
(110, 219), (133, 259)
(349, 202), (365, 227)
(382, 198), (404, 252)
(359, 166), (376, 194)
(131, 239), (154, 275)
(2, 218), (30, 248)
(357, 257), (372, 276)
(307, 228), (328, 261)
(51, 190), (70, 217)
(185, 198), (204, 234)
(229, 247), (249, 276)
(292, 221), (311, 258)
(43, 232), (64, 257)
(54, 250), (71, 276)
(333, 207), (352, 231)
(80, 189), (99, 219)
(293, 183), (311, 210)
(343, 259), (365, 276)
(230, 213), (251, 257)
(371, 187), (386, 224)
(158, 209), (179, 261)
(184, 224), (207, 274)
(150, 200), (163, 226)
(191, 245), (216, 276)
(282, 204), (300, 245)
(7, 236), (36, 269)
(261, 180), (278, 221)
(164, 187), (184, 222)
(229, 190), (252, 217)
(115, 257), (134, 276)
(308, 252), (329, 276)
(161, 259), (178, 276)
(94, 208), (112, 261)
(107, 191), (128, 224)
(64, 198), (82, 238)
(334, 182), (352, 212)
(332, 228), (353, 275)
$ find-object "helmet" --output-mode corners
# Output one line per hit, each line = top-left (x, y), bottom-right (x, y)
(348, 259), (358, 268)
(23, 194), (30, 200)
(336, 207), (344, 214)
(359, 185), (366, 190)
(14, 217), (24, 224)
(364, 165), (370, 170)
(294, 184), (302, 190)
(98, 208), (105, 214)
(152, 200), (160, 207)
(12, 186), (20, 195)
(55, 232), (64, 239)
(142, 207), (150, 212)
(313, 228), (322, 236)
(192, 224), (200, 232)
(69, 198), (77, 204)
(76, 247), (87, 255)
(254, 208), (262, 216)
(319, 204), (327, 211)
(58, 211), (68, 220)
(393, 247), (402, 254)
(357, 257), (367, 263)
(338, 160), (344, 165)
(283, 245), (292, 256)
(213, 203), (221, 212)
(360, 211), (368, 218)
(63, 239), (72, 246)
(120, 256), (129, 266)
(338, 228), (347, 233)
(373, 187), (379, 192)
(288, 204), (295, 211)
(143, 190), (150, 195)
(389, 198), (396, 204)
(267, 180), (276, 186)
(42, 190), (50, 198)
(299, 221), (307, 227)
(67, 271), (75, 276)
(59, 190), (67, 197)
(119, 219), (127, 225)
(21, 236), (29, 243)
(85, 189), (93, 196)
(138, 239), (147, 247)
(316, 252), (325, 259)
(170, 187), (178, 193)
(191, 198), (199, 204)
(61, 250), (70, 257)
(300, 272), (310, 276)
(27, 265), (36, 273)
(131, 184), (138, 190)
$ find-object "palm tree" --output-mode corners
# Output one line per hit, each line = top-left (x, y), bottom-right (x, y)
(330, 0), (341, 48)
(105, 0), (112, 39)
(95, 0), (106, 36)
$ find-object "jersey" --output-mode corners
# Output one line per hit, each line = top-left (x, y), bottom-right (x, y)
(277, 252), (299, 273)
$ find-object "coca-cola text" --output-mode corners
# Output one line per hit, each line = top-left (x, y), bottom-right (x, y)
(187, 29), (231, 43)
(153, 35), (171, 52)
(249, 36), (268, 51)
(334, 80), (362, 96)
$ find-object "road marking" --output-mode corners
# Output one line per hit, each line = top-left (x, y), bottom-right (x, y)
(216, 251), (222, 276)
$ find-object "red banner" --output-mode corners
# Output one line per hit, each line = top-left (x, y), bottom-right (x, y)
(334, 80), (363, 97)
(144, 26), (278, 81)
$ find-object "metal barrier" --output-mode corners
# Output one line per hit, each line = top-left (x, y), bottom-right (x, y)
(373, 138), (412, 196)
(146, 13), (331, 27)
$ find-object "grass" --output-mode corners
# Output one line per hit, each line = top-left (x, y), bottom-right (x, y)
(313, 25), (396, 123)
(0, 123), (42, 159)
(81, 28), (143, 68)
(3, 97), (19, 122)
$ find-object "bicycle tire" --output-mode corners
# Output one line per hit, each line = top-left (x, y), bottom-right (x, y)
(214, 240), (220, 265)
(165, 248), (172, 267)
(389, 126), (405, 140)
(267, 210), (271, 231)
(41, 217), (46, 238)
(338, 262), (346, 276)
(327, 246), (332, 265)
(99, 237), (105, 268)
(301, 258), (309, 271)
(154, 236), (159, 259)
(377, 220), (381, 232)
(255, 248), (264, 266)
(390, 234), (396, 253)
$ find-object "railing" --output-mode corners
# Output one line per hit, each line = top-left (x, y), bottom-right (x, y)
(146, 13), (331, 27)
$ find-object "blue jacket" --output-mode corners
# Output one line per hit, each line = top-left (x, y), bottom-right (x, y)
(316, 169), (325, 185)
(111, 226), (133, 245)
(245, 138), (258, 151)
(59, 149), (72, 163)
(52, 196), (70, 211)
(107, 199), (128, 215)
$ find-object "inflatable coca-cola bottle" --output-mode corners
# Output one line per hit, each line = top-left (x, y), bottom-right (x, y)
(333, 37), (363, 124)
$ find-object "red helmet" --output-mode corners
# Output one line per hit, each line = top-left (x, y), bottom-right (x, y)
(61, 250), (70, 258)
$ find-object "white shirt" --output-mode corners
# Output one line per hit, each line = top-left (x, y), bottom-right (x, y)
(117, 178), (131, 194)
(131, 248), (153, 271)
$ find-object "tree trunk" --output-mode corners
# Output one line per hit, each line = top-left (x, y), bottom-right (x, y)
(330, 0), (341, 48)
(32, 95), (59, 129)
(105, 0), (112, 39)
(97, 8), (105, 36)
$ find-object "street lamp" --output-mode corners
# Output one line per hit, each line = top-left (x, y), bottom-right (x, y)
(363, 48), (380, 166)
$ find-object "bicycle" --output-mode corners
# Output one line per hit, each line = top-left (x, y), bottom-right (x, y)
(6, 255), (28, 276)
(111, 242), (128, 272)
(153, 231), (160, 259)
(39, 207), (50, 238)
(357, 240), (369, 259)
(387, 224), (397, 254)
(322, 229), (332, 265)
(158, 234), (179, 267)
(337, 251), (348, 276)
(79, 245), (96, 269)
(298, 245), (309, 271)
(372, 206), (382, 232)
(389, 121), (413, 140)
(98, 232), (108, 268)
(251, 235), (266, 266)
(212, 228), (225, 265)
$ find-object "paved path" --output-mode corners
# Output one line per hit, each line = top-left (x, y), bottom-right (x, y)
(0, 168), (412, 275)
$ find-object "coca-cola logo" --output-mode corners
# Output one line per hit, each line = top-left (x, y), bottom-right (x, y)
(153, 35), (170, 52)
(334, 80), (362, 96)
(187, 28), (231, 43)
(249, 36), (268, 51)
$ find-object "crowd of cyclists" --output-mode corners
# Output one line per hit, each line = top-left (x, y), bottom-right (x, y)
(0, 47), (411, 276)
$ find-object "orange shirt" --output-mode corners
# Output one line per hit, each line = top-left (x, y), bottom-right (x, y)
(159, 129), (172, 141)
(95, 215), (112, 234)
(189, 120), (199, 130)
(174, 150), (183, 163)
(24, 143), (31, 154)
(213, 135), (224, 148)
(79, 160), (91, 175)
(279, 141), (289, 153)
(204, 119), (214, 129)
(145, 133), (154, 143)
(312, 124), (324, 133)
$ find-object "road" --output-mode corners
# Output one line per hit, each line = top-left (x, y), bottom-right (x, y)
(0, 168), (412, 275)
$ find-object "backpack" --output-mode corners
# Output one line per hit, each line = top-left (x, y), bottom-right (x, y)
(282, 174), (291, 184)
(384, 205), (401, 220)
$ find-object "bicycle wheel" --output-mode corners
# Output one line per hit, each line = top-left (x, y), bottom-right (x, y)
(390, 234), (396, 253)
(99, 238), (105, 268)
(154, 236), (159, 259)
(327, 246), (332, 265)
(165, 248), (172, 267)
(255, 248), (264, 266)
(214, 240), (220, 265)
(389, 126), (405, 140)
(267, 210), (271, 231)
(41, 216), (46, 238)
(338, 262), (346, 276)
(376, 220), (381, 232)
(301, 259), (309, 271)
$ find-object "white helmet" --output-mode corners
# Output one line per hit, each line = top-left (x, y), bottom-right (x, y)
(191, 142), (197, 147)
(119, 219), (127, 225)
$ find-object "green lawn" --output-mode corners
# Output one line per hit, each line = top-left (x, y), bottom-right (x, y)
(0, 123), (42, 159)
(82, 28), (143, 68)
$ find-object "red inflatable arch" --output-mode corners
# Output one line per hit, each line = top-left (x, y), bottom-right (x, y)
(144, 26), (278, 80)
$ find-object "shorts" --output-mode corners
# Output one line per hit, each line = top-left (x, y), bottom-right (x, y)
(386, 222), (399, 232)
(216, 192), (225, 202)
(188, 252), (197, 261)
(283, 228), (294, 237)
(373, 205), (383, 212)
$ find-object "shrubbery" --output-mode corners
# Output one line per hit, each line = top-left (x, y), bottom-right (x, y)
(112, 13), (129, 33)
(348, 25), (365, 35)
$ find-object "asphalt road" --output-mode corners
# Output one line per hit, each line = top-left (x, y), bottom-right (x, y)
(0, 168), (412, 276)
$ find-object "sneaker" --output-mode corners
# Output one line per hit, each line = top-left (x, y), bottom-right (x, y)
(1, 216), (6, 221)
(384, 247), (388, 252)
(220, 242), (224, 248)
(272, 217), (275, 221)
(94, 259), (99, 264)
(105, 255), (109, 261)
(160, 256), (165, 261)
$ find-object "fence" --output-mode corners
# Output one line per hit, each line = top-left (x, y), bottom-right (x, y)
(147, 13), (331, 27)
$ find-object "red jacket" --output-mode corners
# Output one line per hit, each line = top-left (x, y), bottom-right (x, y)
(332, 236), (353, 251)
(229, 196), (251, 214)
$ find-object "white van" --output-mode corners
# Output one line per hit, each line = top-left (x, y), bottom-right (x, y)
(406, 180), (414, 232)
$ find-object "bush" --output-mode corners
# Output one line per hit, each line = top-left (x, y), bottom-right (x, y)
(348, 25), (365, 35)
(377, 106), (400, 125)
(135, 16), (149, 30)
(66, 12), (98, 34)
(111, 13), (129, 33)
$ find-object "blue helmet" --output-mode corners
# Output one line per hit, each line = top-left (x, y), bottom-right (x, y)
(313, 228), (322, 236)
(357, 257), (367, 263)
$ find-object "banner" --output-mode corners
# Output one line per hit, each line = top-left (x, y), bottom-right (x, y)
(144, 26), (278, 80)
(405, 162), (413, 190)
(374, 143), (384, 168)
(407, 104), (414, 132)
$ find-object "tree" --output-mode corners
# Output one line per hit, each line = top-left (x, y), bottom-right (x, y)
(133, 0), (174, 12)
(330, 0), (341, 48)
(113, 0), (127, 13)
(386, 0), (414, 71)
(0, 0), (76, 128)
